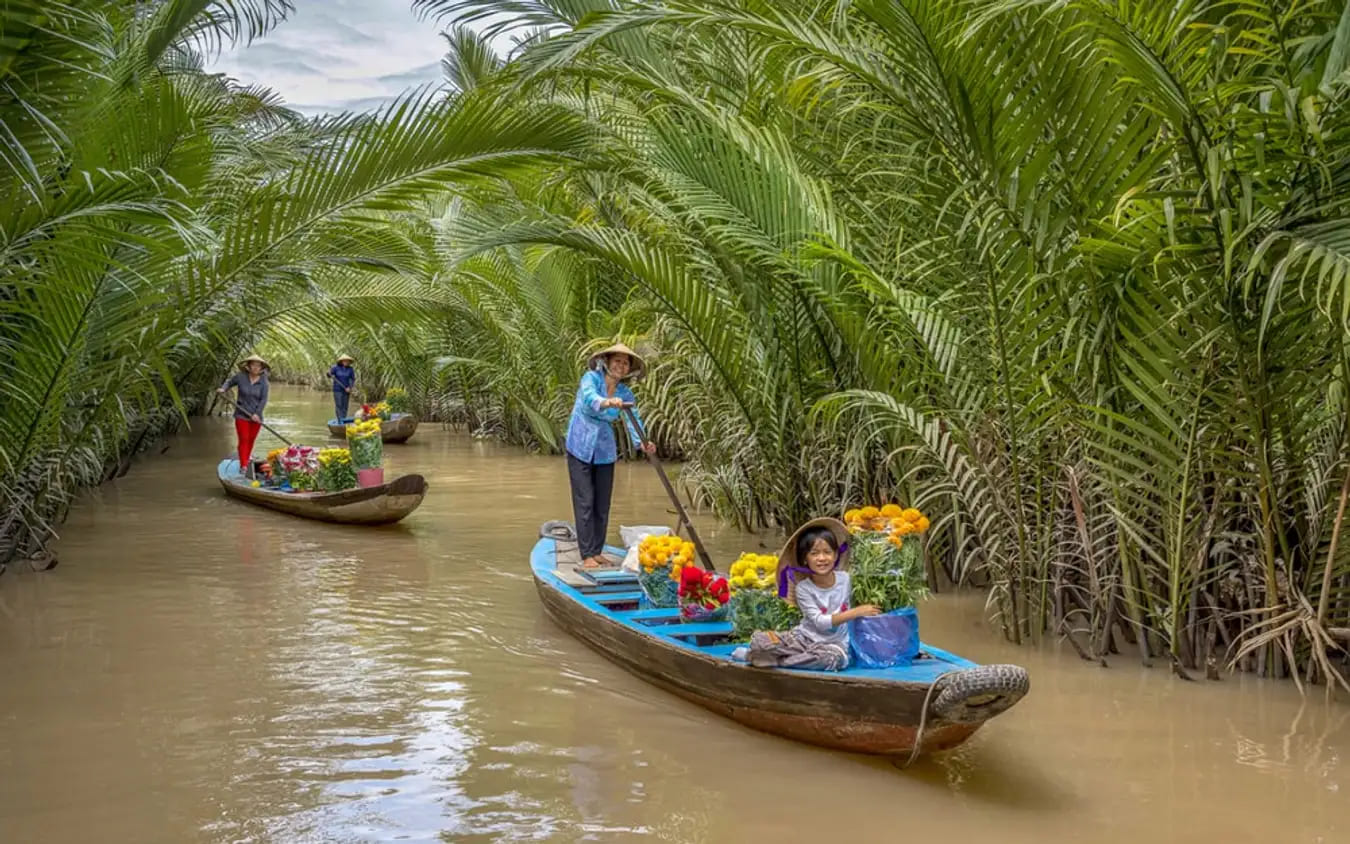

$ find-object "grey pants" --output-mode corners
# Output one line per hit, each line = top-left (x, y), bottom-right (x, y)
(567, 454), (615, 559)
(748, 629), (850, 671)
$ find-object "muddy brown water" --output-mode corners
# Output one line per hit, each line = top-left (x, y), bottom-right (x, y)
(0, 387), (1347, 843)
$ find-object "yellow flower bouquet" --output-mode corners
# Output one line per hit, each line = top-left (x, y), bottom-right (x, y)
(726, 552), (801, 642)
(636, 534), (695, 608)
(315, 447), (357, 491)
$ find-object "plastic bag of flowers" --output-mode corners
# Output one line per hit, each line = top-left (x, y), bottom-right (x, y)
(843, 504), (931, 667)
(677, 566), (730, 622)
(635, 534), (693, 608)
(345, 417), (383, 469)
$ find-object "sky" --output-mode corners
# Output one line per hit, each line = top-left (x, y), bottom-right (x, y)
(208, 0), (467, 115)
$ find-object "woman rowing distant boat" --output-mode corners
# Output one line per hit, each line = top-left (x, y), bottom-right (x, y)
(564, 342), (656, 568)
(328, 353), (356, 422)
(217, 355), (270, 477)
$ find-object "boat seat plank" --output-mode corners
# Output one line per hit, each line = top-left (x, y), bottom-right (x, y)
(625, 608), (681, 622)
(588, 569), (637, 583)
(553, 568), (597, 588)
(657, 622), (733, 637)
(589, 591), (644, 604)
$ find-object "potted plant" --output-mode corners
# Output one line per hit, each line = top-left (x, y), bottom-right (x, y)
(345, 418), (384, 487)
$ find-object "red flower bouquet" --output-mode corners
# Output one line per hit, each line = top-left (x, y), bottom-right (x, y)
(677, 566), (731, 622)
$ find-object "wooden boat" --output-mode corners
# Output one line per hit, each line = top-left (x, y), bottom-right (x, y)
(530, 526), (1030, 758)
(217, 459), (427, 525)
(326, 413), (419, 443)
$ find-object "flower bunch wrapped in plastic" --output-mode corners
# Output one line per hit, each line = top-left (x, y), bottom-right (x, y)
(279, 445), (320, 491)
(678, 566), (730, 622)
(345, 418), (383, 469)
(636, 534), (694, 608)
(316, 447), (357, 491)
(727, 551), (801, 642)
(264, 447), (287, 483)
(727, 552), (777, 590)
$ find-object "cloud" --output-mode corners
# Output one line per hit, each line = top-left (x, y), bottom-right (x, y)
(208, 0), (449, 113)
(376, 62), (444, 87)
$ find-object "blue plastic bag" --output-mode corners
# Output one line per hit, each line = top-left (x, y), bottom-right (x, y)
(849, 607), (920, 668)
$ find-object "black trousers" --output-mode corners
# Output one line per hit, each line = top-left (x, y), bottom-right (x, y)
(567, 453), (615, 559)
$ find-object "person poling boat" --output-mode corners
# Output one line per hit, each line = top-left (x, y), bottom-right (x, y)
(327, 354), (356, 422)
(564, 342), (656, 569)
(217, 355), (270, 477)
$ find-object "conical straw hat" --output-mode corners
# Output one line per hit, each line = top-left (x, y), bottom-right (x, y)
(776, 517), (851, 604)
(586, 342), (646, 381)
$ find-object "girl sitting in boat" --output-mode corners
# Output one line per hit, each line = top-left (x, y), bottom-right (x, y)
(742, 517), (879, 671)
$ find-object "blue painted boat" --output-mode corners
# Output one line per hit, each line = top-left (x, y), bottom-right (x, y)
(530, 527), (1029, 758)
(326, 413), (418, 443)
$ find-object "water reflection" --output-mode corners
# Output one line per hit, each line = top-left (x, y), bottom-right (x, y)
(0, 387), (1346, 843)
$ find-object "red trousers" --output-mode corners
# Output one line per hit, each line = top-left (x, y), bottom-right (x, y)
(235, 418), (262, 470)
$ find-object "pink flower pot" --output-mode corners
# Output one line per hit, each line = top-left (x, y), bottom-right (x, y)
(356, 467), (385, 488)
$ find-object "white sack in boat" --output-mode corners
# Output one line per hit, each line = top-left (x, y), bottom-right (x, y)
(619, 524), (674, 571)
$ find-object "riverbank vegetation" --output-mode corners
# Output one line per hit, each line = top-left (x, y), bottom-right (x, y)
(8, 0), (1350, 690)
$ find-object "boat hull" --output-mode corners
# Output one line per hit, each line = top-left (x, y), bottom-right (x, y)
(217, 460), (426, 525)
(327, 413), (418, 443)
(530, 534), (1028, 758)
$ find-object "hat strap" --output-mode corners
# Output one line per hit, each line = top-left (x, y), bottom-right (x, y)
(775, 541), (848, 599)
(776, 565), (811, 599)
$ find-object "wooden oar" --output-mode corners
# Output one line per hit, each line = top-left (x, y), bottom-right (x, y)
(216, 391), (293, 447)
(622, 404), (715, 572)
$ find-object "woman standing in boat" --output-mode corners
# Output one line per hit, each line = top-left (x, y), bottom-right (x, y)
(328, 353), (356, 421)
(217, 355), (270, 476)
(565, 342), (656, 568)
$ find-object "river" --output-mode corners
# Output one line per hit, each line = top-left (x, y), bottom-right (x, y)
(0, 387), (1346, 843)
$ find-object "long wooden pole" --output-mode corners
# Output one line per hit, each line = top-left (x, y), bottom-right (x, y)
(217, 391), (293, 447)
(622, 404), (715, 572)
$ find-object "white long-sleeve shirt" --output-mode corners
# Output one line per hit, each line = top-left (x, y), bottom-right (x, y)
(794, 571), (852, 647)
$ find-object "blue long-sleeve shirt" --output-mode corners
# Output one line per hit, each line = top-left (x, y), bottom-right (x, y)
(564, 369), (644, 464)
(329, 363), (355, 392)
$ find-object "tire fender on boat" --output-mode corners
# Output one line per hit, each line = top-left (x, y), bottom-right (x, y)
(929, 664), (1030, 723)
(540, 520), (577, 541)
